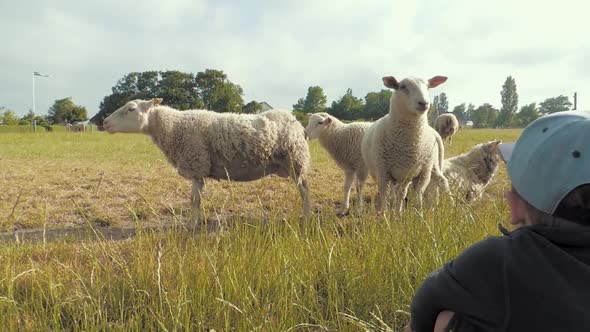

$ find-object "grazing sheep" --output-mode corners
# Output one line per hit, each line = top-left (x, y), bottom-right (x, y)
(434, 113), (459, 145)
(305, 112), (371, 214)
(361, 75), (451, 213)
(425, 140), (502, 203)
(71, 122), (87, 132)
(102, 98), (311, 224)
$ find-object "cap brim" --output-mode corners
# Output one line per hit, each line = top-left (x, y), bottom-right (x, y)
(498, 142), (515, 163)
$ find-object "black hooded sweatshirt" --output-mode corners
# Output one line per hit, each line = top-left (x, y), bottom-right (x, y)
(410, 224), (590, 331)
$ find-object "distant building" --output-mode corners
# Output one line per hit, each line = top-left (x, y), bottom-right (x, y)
(259, 102), (273, 112)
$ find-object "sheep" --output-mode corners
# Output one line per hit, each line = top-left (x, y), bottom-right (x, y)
(361, 75), (451, 214)
(424, 140), (502, 203)
(71, 122), (87, 132)
(434, 113), (459, 145)
(305, 112), (371, 215)
(102, 98), (311, 225)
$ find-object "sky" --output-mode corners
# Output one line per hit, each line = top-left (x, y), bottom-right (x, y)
(1, 0), (589, 118)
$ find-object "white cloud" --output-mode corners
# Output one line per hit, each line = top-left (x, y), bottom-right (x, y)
(1, 0), (589, 117)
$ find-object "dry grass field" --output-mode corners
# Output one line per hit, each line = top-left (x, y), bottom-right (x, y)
(0, 128), (521, 331)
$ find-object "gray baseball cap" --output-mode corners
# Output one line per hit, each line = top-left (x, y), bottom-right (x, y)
(499, 111), (590, 215)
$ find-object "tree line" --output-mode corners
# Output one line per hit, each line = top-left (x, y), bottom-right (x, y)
(0, 71), (574, 129)
(292, 76), (573, 128)
(0, 97), (89, 127)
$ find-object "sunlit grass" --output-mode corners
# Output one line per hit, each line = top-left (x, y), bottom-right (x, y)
(0, 128), (521, 330)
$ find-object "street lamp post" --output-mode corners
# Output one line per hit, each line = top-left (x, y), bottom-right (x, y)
(33, 71), (50, 132)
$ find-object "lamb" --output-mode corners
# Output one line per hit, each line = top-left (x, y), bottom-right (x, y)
(102, 98), (311, 225)
(361, 75), (451, 213)
(425, 140), (502, 203)
(434, 113), (459, 145)
(305, 112), (371, 214)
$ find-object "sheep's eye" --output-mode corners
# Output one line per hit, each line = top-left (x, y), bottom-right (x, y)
(128, 107), (136, 112)
(400, 85), (407, 90)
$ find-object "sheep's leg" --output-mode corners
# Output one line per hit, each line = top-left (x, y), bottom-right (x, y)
(376, 176), (391, 213)
(411, 167), (433, 211)
(423, 174), (440, 207)
(337, 170), (355, 215)
(394, 181), (412, 214)
(297, 175), (311, 217)
(356, 169), (368, 212)
(432, 168), (453, 204)
(190, 178), (204, 227)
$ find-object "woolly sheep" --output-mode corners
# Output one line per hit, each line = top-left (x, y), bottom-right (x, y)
(361, 75), (451, 213)
(102, 98), (311, 225)
(305, 112), (371, 214)
(434, 113), (459, 145)
(425, 140), (502, 203)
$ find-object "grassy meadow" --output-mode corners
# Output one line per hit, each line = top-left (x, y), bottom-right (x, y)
(0, 128), (520, 331)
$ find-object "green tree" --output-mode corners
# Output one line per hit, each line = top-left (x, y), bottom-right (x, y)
(47, 97), (88, 124)
(195, 69), (244, 113)
(514, 103), (540, 127)
(498, 76), (518, 127)
(1, 109), (19, 125)
(19, 110), (35, 125)
(364, 89), (392, 120)
(471, 103), (498, 128)
(242, 100), (262, 114)
(466, 103), (475, 121)
(452, 103), (467, 124)
(437, 93), (449, 114)
(428, 103), (438, 126)
(327, 88), (364, 121)
(429, 93), (449, 125)
(158, 71), (202, 110)
(292, 111), (309, 127)
(539, 95), (572, 114)
(35, 115), (50, 127)
(95, 69), (243, 125)
(292, 98), (305, 112)
(302, 86), (327, 114)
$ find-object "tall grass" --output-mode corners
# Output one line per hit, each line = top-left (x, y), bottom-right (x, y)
(0, 125), (70, 133)
(0, 129), (521, 331)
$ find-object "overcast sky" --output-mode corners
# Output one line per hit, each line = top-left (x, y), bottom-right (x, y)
(1, 0), (589, 117)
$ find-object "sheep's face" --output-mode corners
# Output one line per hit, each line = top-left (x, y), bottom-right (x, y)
(103, 98), (162, 134)
(305, 113), (332, 140)
(469, 140), (502, 178)
(383, 75), (447, 117)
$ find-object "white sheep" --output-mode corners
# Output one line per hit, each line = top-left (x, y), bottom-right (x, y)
(102, 98), (311, 224)
(434, 113), (459, 145)
(305, 112), (371, 215)
(425, 140), (502, 203)
(361, 75), (451, 213)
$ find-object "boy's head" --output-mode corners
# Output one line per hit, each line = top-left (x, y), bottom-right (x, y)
(500, 111), (590, 226)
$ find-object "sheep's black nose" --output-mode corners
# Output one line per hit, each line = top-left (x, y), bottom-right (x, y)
(418, 101), (427, 108)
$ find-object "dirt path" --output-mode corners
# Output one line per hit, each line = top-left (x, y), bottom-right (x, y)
(0, 221), (225, 245)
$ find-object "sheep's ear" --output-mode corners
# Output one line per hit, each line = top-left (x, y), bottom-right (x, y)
(307, 113), (312, 118)
(324, 117), (333, 125)
(428, 76), (448, 88)
(140, 99), (159, 112)
(153, 98), (163, 105)
(382, 76), (399, 90)
(488, 140), (502, 151)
